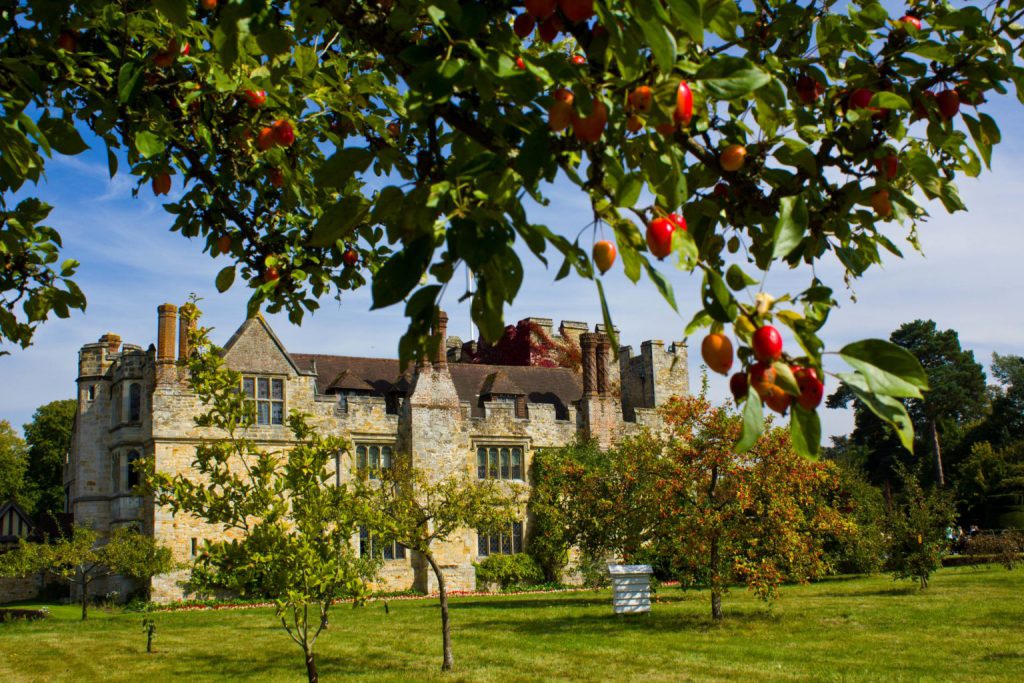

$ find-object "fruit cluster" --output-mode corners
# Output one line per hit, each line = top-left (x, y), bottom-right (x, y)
(701, 324), (824, 417)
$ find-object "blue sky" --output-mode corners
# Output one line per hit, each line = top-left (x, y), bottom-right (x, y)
(2, 86), (1023, 443)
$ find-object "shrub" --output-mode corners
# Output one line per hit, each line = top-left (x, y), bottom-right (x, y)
(474, 554), (544, 590)
(964, 531), (1024, 570)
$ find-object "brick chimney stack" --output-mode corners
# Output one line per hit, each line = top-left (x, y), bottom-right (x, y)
(595, 332), (610, 396)
(434, 311), (449, 370)
(580, 332), (598, 396)
(157, 304), (177, 363)
(98, 333), (121, 355)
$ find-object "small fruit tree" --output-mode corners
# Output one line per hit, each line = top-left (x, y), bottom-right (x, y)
(147, 307), (378, 683)
(0, 525), (172, 620)
(371, 461), (524, 672)
(4, 0), (1023, 452)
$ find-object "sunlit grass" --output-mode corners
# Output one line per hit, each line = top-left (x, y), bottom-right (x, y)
(3, 566), (1023, 681)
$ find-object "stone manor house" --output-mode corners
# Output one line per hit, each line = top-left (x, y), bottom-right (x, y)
(66, 303), (689, 601)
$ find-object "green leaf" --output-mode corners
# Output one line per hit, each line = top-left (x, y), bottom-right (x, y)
(701, 268), (737, 322)
(595, 279), (619, 354)
(215, 266), (235, 293)
(308, 196), (369, 247)
(314, 149), (373, 189)
(696, 57), (772, 99)
(672, 228), (698, 267)
(371, 237), (434, 309)
(685, 309), (712, 336)
(840, 372), (916, 453)
(838, 339), (929, 399)
(634, 12), (677, 73)
(135, 131), (165, 159)
(644, 261), (678, 312)
(615, 174), (643, 208)
(772, 362), (800, 396)
(725, 264), (758, 291)
(666, 0), (704, 44)
(771, 195), (807, 260)
(38, 118), (88, 155)
(790, 406), (821, 458)
(735, 390), (764, 453)
(870, 92), (910, 110)
(153, 0), (189, 26)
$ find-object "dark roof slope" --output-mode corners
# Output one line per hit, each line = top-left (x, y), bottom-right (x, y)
(290, 354), (581, 419)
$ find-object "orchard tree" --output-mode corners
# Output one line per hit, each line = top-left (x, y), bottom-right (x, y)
(6, 0), (1024, 452)
(372, 461), (524, 672)
(148, 309), (379, 683)
(658, 394), (852, 619)
(884, 463), (956, 589)
(0, 524), (171, 620)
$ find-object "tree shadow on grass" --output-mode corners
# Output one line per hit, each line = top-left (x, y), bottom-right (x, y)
(818, 585), (919, 598)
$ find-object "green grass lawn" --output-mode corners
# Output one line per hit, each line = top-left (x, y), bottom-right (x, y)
(2, 566), (1024, 682)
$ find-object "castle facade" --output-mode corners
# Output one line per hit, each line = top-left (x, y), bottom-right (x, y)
(65, 304), (688, 601)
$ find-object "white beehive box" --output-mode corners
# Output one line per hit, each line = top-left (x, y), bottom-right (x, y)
(608, 564), (653, 615)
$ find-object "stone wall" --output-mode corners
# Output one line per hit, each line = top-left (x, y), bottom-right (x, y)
(0, 575), (41, 604)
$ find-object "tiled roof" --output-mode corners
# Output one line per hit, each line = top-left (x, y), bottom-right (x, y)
(290, 354), (582, 419)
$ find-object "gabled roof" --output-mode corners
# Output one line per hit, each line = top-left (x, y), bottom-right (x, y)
(289, 354), (582, 419)
(221, 315), (306, 376)
(0, 501), (35, 542)
(479, 370), (525, 397)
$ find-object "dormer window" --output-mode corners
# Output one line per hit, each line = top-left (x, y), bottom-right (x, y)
(242, 376), (285, 425)
(480, 372), (528, 418)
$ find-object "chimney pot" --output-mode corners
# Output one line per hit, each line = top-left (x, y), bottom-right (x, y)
(157, 304), (178, 362)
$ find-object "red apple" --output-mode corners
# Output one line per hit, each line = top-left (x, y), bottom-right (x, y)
(513, 13), (535, 39)
(570, 54), (586, 66)
(524, 0), (557, 19)
(793, 366), (824, 410)
(849, 87), (874, 110)
(874, 152), (898, 180)
(57, 30), (78, 52)
(151, 172), (171, 196)
(257, 126), (276, 151)
(558, 0), (595, 23)
(899, 15), (922, 31)
(342, 249), (359, 267)
(701, 333), (734, 375)
(201, 0), (218, 10)
(675, 80), (693, 126)
(795, 75), (826, 104)
(729, 372), (749, 401)
(538, 15), (562, 42)
(272, 120), (295, 146)
(936, 89), (960, 119)
(592, 240), (616, 274)
(628, 86), (653, 113)
(515, 56), (526, 70)
(572, 100), (607, 142)
(268, 168), (284, 187)
(646, 217), (675, 260)
(244, 89), (267, 108)
(871, 188), (893, 217)
(667, 212), (687, 232)
(752, 325), (783, 363)
(263, 266), (280, 283)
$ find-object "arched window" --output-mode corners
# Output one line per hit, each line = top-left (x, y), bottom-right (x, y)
(126, 450), (141, 490)
(128, 383), (142, 422)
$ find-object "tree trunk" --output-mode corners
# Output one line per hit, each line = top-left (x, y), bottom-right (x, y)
(709, 534), (723, 621)
(81, 583), (89, 621)
(931, 420), (945, 487)
(304, 648), (318, 683)
(425, 552), (454, 671)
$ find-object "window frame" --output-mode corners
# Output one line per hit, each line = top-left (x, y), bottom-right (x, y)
(359, 526), (407, 561)
(477, 521), (524, 557)
(241, 375), (286, 426)
(354, 443), (394, 480)
(475, 445), (525, 481)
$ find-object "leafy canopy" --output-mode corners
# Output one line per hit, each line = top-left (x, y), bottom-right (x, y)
(4, 0), (1023, 452)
